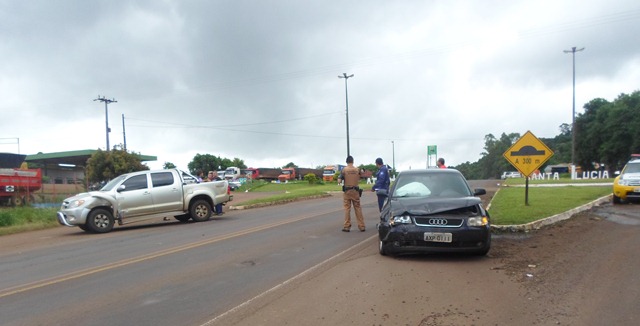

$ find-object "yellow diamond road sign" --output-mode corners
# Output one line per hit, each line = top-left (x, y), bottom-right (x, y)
(503, 131), (554, 177)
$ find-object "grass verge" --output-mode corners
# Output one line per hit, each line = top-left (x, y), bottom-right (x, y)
(0, 207), (59, 236)
(489, 185), (611, 225)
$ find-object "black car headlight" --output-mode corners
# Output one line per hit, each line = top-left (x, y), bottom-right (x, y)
(467, 216), (489, 227)
(390, 215), (412, 226)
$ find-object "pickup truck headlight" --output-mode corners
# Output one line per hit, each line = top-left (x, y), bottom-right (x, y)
(68, 199), (85, 208)
(390, 215), (412, 225)
(468, 216), (489, 226)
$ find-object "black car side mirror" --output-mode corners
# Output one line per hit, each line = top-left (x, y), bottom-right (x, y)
(474, 188), (486, 196)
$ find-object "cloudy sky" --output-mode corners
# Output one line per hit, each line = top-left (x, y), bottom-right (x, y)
(2, 0), (639, 172)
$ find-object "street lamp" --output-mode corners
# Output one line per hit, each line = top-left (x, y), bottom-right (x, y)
(338, 73), (354, 157)
(563, 46), (584, 177)
(94, 95), (117, 151)
(391, 140), (395, 178)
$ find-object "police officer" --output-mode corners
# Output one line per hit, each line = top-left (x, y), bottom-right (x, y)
(372, 157), (390, 211)
(338, 155), (365, 232)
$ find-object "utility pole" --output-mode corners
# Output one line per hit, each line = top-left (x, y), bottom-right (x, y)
(338, 73), (354, 157)
(563, 47), (584, 178)
(122, 114), (127, 151)
(93, 96), (117, 151)
(391, 140), (395, 178)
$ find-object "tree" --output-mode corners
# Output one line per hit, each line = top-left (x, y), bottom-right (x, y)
(283, 162), (297, 168)
(187, 154), (247, 175)
(85, 146), (149, 183)
(358, 163), (377, 173)
(188, 154), (222, 175)
(453, 90), (640, 178)
(163, 162), (176, 169)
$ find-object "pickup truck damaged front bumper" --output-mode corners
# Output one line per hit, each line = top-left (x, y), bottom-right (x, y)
(57, 207), (91, 227)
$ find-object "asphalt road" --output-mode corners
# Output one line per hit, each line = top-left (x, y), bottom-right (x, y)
(1, 183), (639, 325)
(0, 192), (381, 326)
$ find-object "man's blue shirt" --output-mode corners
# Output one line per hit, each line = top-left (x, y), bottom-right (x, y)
(373, 165), (390, 191)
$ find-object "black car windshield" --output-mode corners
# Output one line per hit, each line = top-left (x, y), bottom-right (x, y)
(392, 173), (472, 198)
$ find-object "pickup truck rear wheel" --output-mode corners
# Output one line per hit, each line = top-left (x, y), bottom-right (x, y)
(190, 200), (212, 222)
(86, 208), (115, 233)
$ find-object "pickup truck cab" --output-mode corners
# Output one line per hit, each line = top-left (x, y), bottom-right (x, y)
(57, 169), (232, 233)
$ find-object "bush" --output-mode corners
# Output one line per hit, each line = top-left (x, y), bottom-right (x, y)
(303, 173), (319, 184)
(0, 210), (17, 227)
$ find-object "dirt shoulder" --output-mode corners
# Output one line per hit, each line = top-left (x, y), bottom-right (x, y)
(210, 184), (639, 326)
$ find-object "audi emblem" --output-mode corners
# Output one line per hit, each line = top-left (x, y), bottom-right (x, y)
(428, 218), (448, 226)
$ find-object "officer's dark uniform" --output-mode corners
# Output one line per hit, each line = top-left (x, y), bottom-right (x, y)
(339, 164), (365, 232)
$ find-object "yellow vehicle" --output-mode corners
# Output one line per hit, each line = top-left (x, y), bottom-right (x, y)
(612, 157), (640, 204)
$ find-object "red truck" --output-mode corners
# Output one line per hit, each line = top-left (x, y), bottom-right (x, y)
(0, 153), (43, 206)
(278, 167), (323, 182)
(243, 167), (282, 181)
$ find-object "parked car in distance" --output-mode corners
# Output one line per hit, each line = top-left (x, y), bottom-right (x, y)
(228, 180), (241, 191)
(612, 157), (640, 204)
(377, 169), (491, 256)
(501, 171), (521, 179)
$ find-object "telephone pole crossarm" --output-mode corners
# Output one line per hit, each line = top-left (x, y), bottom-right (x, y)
(94, 95), (117, 151)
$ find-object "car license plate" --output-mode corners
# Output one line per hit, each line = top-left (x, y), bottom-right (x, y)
(424, 232), (452, 243)
(635, 188), (640, 193)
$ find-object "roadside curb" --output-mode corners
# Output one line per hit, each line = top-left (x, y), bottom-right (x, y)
(491, 194), (611, 233)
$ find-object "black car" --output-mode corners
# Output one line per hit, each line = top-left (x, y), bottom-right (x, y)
(377, 169), (491, 256)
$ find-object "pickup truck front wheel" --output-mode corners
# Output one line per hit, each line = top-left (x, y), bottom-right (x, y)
(190, 200), (212, 222)
(86, 208), (115, 233)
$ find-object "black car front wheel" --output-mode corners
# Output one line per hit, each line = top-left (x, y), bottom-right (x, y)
(379, 240), (389, 256)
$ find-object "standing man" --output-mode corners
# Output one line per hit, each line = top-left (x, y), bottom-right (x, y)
(207, 171), (224, 215)
(437, 158), (447, 169)
(338, 156), (366, 232)
(372, 157), (390, 211)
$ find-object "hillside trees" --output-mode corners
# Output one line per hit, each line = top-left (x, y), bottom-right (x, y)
(457, 90), (639, 179)
(575, 91), (640, 171)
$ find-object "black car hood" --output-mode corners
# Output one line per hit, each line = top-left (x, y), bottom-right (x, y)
(388, 196), (482, 216)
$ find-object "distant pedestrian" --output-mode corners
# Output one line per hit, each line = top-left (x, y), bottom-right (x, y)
(372, 157), (390, 211)
(437, 158), (447, 169)
(338, 156), (365, 232)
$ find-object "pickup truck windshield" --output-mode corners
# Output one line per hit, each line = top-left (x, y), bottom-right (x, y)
(100, 175), (127, 191)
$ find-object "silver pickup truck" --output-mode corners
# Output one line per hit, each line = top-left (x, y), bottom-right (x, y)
(57, 168), (232, 233)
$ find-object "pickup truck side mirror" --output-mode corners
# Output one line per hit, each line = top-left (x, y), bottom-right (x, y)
(474, 188), (486, 196)
(116, 185), (126, 192)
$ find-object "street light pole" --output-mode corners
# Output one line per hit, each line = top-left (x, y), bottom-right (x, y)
(563, 47), (584, 177)
(94, 96), (117, 151)
(391, 140), (395, 178)
(338, 73), (354, 157)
